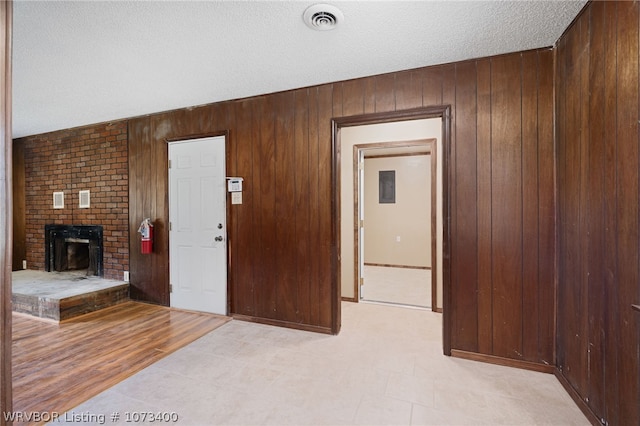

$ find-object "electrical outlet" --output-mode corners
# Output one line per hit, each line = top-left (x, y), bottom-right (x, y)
(124, 271), (129, 282)
(22, 260), (26, 269)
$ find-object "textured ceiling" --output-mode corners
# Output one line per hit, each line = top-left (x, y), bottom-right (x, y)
(12, 0), (587, 138)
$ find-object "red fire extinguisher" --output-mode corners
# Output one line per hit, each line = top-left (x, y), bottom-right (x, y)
(138, 218), (153, 254)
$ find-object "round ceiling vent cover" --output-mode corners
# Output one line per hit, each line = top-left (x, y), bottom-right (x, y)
(303, 4), (344, 31)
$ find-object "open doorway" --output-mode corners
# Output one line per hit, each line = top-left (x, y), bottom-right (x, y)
(335, 114), (444, 312)
(356, 142), (435, 309)
(332, 106), (452, 354)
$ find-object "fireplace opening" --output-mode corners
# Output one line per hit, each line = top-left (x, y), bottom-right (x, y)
(45, 225), (103, 276)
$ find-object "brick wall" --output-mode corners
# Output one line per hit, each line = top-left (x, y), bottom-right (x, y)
(20, 121), (129, 280)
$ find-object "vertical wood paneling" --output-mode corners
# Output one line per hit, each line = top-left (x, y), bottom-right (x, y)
(560, 13), (584, 394)
(275, 92), (297, 321)
(317, 84), (334, 329)
(586, 2), (606, 416)
(423, 66), (444, 106)
(577, 12), (591, 400)
(396, 70), (422, 110)
(246, 97), (262, 317)
(232, 100), (255, 316)
(256, 96), (277, 319)
(602, 4), (620, 422)
(225, 102), (237, 313)
(476, 58), (493, 355)
(342, 80), (365, 117)
(293, 89), (311, 324)
(452, 61), (478, 352)
(332, 83), (343, 118)
(363, 77), (376, 114)
(307, 87), (321, 325)
(521, 51), (540, 362)
(152, 115), (168, 304)
(556, 2), (640, 424)
(129, 116), (167, 304)
(374, 74), (396, 113)
(614, 2), (639, 423)
(211, 103), (229, 136)
(555, 26), (569, 377)
(491, 54), (523, 359)
(441, 63), (459, 348)
(536, 49), (555, 365)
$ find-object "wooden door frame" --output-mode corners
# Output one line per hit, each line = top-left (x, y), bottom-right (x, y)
(353, 140), (438, 310)
(331, 106), (452, 354)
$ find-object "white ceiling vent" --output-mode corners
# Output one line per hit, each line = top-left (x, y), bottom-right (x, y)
(303, 4), (343, 31)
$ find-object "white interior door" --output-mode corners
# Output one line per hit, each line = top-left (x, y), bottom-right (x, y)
(169, 136), (227, 315)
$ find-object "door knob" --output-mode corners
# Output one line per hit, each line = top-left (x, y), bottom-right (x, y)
(215, 236), (224, 242)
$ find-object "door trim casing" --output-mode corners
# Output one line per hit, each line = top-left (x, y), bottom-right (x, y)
(354, 140), (436, 309)
(331, 106), (452, 354)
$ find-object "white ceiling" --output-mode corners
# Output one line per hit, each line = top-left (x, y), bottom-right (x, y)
(12, 0), (587, 139)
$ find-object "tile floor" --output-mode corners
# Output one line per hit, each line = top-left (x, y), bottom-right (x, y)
(362, 266), (431, 308)
(54, 302), (589, 425)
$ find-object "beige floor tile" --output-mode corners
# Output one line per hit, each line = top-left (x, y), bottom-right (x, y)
(362, 265), (431, 307)
(385, 370), (435, 407)
(54, 302), (589, 426)
(355, 394), (413, 425)
(410, 403), (494, 425)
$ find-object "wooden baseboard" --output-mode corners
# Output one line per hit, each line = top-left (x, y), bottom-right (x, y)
(232, 313), (333, 335)
(554, 369), (601, 426)
(364, 263), (430, 270)
(433, 307), (443, 313)
(450, 349), (555, 373)
(341, 296), (357, 303)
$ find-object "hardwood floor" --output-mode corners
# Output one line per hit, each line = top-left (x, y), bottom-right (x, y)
(12, 301), (229, 422)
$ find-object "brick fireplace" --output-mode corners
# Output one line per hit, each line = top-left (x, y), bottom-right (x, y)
(19, 121), (129, 280)
(45, 224), (104, 276)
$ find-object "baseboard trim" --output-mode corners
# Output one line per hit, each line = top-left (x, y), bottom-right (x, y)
(450, 349), (555, 373)
(364, 263), (430, 270)
(231, 313), (333, 335)
(554, 369), (601, 426)
(341, 296), (357, 302)
(433, 307), (443, 313)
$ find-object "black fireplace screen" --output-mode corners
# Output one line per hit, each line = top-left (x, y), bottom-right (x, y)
(45, 225), (103, 276)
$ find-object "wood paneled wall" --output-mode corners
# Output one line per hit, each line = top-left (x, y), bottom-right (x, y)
(447, 50), (555, 365)
(128, 48), (556, 356)
(556, 1), (640, 424)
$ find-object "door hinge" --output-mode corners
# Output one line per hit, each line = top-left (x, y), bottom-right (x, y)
(168, 160), (171, 169)
(360, 219), (364, 228)
(169, 284), (173, 293)
(360, 277), (364, 286)
(169, 222), (172, 231)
